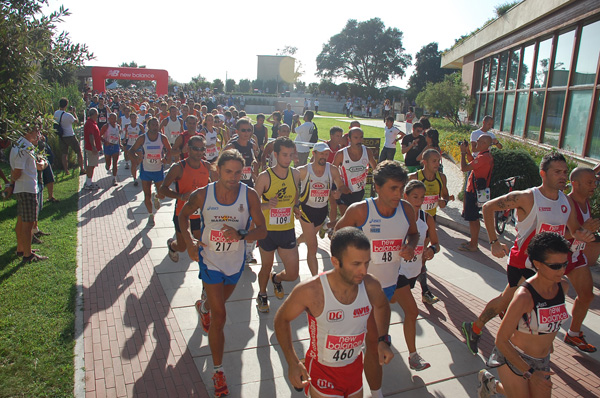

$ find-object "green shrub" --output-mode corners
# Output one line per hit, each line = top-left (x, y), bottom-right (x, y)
(489, 148), (541, 198)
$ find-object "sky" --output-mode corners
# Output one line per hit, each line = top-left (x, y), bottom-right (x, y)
(45, 0), (503, 89)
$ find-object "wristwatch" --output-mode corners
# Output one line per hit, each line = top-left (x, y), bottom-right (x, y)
(237, 229), (249, 240)
(377, 335), (391, 346)
(522, 367), (535, 380)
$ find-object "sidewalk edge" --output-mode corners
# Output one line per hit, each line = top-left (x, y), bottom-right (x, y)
(73, 173), (85, 397)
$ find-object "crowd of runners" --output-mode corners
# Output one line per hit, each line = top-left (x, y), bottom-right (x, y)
(70, 88), (600, 398)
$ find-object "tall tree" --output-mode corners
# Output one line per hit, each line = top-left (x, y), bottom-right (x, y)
(277, 45), (303, 87)
(225, 79), (236, 93)
(239, 79), (251, 93)
(212, 79), (224, 93)
(406, 42), (454, 101)
(316, 18), (411, 89)
(416, 73), (473, 127)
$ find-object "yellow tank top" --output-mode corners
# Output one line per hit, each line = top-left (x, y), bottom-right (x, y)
(417, 169), (443, 216)
(262, 167), (297, 231)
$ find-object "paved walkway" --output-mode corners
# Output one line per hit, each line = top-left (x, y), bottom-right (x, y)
(77, 147), (600, 397)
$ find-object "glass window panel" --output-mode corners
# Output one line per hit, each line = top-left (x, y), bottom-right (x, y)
(574, 20), (600, 86)
(478, 94), (486, 124)
(514, 92), (529, 137)
(485, 93), (494, 117)
(563, 90), (592, 154)
(494, 93), (504, 129)
(534, 38), (553, 88)
(542, 91), (566, 147)
(551, 30), (575, 87)
(519, 44), (535, 88)
(527, 91), (545, 141)
(588, 93), (600, 158)
(489, 56), (498, 91)
(508, 49), (520, 90)
(482, 60), (489, 91)
(498, 53), (508, 90)
(503, 93), (515, 132)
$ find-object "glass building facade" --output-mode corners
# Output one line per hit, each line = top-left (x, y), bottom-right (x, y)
(473, 18), (600, 159)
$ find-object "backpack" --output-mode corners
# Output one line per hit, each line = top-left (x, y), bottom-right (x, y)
(54, 111), (65, 137)
(309, 122), (318, 143)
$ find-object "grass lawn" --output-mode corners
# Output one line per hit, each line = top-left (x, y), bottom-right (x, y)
(0, 161), (79, 397)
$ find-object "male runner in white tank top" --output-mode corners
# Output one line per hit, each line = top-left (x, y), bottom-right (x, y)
(275, 227), (394, 398)
(160, 105), (183, 161)
(179, 149), (267, 398)
(461, 153), (595, 356)
(335, 160), (419, 398)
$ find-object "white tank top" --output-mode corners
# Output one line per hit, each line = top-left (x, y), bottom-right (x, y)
(508, 187), (571, 269)
(104, 123), (121, 145)
(306, 273), (371, 367)
(120, 116), (130, 130)
(141, 134), (164, 172)
(361, 198), (410, 288)
(340, 146), (368, 192)
(199, 182), (250, 275)
(399, 210), (428, 279)
(570, 200), (591, 264)
(125, 124), (142, 146)
(204, 127), (219, 161)
(163, 117), (181, 145)
(300, 163), (332, 209)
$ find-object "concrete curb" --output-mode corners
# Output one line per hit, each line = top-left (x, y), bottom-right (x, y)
(73, 163), (85, 398)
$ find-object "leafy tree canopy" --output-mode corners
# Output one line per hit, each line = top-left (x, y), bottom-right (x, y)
(316, 18), (411, 89)
(406, 42), (454, 101)
(416, 73), (473, 126)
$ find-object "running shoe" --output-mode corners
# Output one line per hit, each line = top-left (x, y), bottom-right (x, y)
(256, 294), (269, 313)
(152, 192), (161, 210)
(272, 272), (284, 299)
(133, 179), (138, 187)
(564, 332), (597, 353)
(212, 370), (229, 397)
(195, 300), (211, 333)
(477, 369), (497, 398)
(318, 225), (327, 239)
(148, 214), (155, 226)
(112, 177), (118, 186)
(83, 183), (95, 190)
(34, 230), (51, 237)
(125, 162), (130, 169)
(201, 287), (207, 302)
(408, 353), (431, 371)
(31, 235), (43, 244)
(92, 183), (101, 189)
(167, 238), (179, 262)
(422, 291), (440, 305)
(461, 322), (481, 355)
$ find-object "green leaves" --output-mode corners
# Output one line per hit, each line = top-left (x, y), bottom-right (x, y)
(416, 73), (473, 127)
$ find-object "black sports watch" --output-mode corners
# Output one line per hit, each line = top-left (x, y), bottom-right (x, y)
(378, 334), (391, 346)
(522, 367), (535, 380)
(237, 229), (249, 240)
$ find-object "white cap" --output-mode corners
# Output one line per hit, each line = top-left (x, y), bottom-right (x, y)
(312, 142), (331, 153)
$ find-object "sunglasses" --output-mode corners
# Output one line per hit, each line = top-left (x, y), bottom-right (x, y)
(239, 128), (252, 132)
(189, 145), (206, 152)
(540, 260), (568, 270)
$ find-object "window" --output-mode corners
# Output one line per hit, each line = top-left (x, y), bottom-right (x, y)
(482, 60), (489, 91)
(542, 91), (566, 146)
(494, 93), (504, 129)
(550, 30), (575, 87)
(589, 94), (600, 159)
(519, 44), (535, 89)
(485, 93), (494, 117)
(503, 93), (515, 132)
(534, 38), (552, 88)
(527, 91), (545, 141)
(563, 90), (593, 154)
(476, 94), (485, 124)
(490, 56), (499, 91)
(514, 92), (529, 137)
(573, 20), (600, 85)
(508, 50), (520, 90)
(498, 53), (508, 90)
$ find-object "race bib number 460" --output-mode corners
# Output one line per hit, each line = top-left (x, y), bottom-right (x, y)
(270, 207), (291, 225)
(208, 230), (240, 252)
(372, 239), (402, 264)
(323, 332), (365, 363)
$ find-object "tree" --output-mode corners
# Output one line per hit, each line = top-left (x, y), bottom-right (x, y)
(406, 42), (454, 101)
(239, 79), (251, 93)
(416, 73), (473, 126)
(225, 79), (236, 93)
(295, 81), (307, 92)
(252, 79), (264, 92)
(277, 44), (303, 87)
(212, 79), (224, 92)
(308, 83), (319, 95)
(316, 18), (411, 89)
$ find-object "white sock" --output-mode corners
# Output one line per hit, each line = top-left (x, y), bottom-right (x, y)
(568, 329), (580, 337)
(371, 389), (384, 398)
(214, 364), (223, 373)
(86, 177), (92, 185)
(201, 301), (209, 314)
(409, 351), (418, 359)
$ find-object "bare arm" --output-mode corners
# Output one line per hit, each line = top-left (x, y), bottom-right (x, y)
(128, 135), (145, 162)
(330, 166), (351, 195)
(423, 213), (439, 260)
(335, 202), (368, 230)
(179, 188), (208, 262)
(158, 164), (184, 199)
(566, 196), (595, 243)
(161, 134), (172, 164)
(399, 201), (418, 260)
(366, 148), (377, 170)
(364, 275), (394, 365)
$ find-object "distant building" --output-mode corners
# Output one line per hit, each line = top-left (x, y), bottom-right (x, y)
(257, 55), (296, 87)
(441, 0), (600, 161)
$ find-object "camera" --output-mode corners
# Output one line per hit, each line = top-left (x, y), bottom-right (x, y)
(457, 139), (468, 146)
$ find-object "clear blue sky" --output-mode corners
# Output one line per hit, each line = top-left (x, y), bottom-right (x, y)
(45, 0), (505, 88)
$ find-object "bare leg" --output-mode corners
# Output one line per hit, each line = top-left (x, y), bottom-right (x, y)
(258, 248), (275, 295)
(141, 180), (153, 214)
(204, 283), (237, 367)
(363, 311), (382, 392)
(62, 154), (70, 174)
(299, 219), (320, 276)
(474, 284), (518, 331)
(468, 220), (479, 249)
(567, 266), (594, 334)
(274, 246), (299, 282)
(392, 286), (419, 353)
(46, 182), (54, 200)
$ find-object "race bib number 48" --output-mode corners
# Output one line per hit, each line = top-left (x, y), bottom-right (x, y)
(372, 239), (402, 264)
(208, 230), (240, 252)
(323, 332), (365, 363)
(270, 207), (292, 225)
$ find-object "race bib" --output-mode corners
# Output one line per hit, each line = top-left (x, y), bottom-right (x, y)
(206, 146), (218, 158)
(570, 240), (586, 253)
(146, 153), (161, 164)
(322, 332), (365, 364)
(270, 207), (292, 225)
(423, 195), (439, 211)
(406, 245), (424, 263)
(538, 304), (568, 334)
(242, 166), (252, 181)
(208, 229), (240, 252)
(310, 189), (330, 203)
(108, 135), (120, 145)
(539, 223), (566, 236)
(99, 116), (107, 123)
(350, 172), (366, 190)
(128, 133), (139, 141)
(372, 239), (402, 264)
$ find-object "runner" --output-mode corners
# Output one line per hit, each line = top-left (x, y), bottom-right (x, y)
(172, 115), (200, 161)
(254, 137), (301, 313)
(297, 142), (349, 275)
(461, 152), (595, 355)
(128, 117), (172, 226)
(335, 160), (419, 397)
(122, 113), (144, 185)
(332, 127), (376, 217)
(201, 113), (220, 163)
(159, 135), (212, 262)
(326, 126), (344, 231)
(260, 124), (291, 171)
(253, 113), (268, 159)
(157, 101), (169, 123)
(159, 105), (183, 154)
(274, 227), (394, 397)
(179, 149), (267, 398)
(96, 97), (109, 130)
(477, 232), (571, 398)
(563, 167), (600, 352)
(100, 113), (122, 186)
(223, 119), (258, 188)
